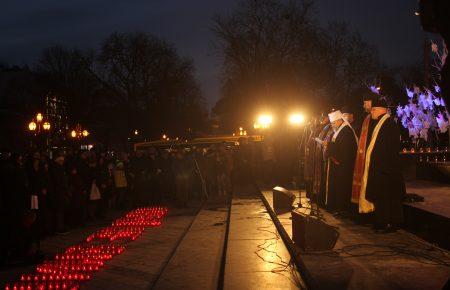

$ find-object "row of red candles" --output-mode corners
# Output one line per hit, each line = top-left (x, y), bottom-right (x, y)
(5, 207), (168, 290)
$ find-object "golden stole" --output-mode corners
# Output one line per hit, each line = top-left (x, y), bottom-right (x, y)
(351, 115), (370, 203)
(359, 114), (390, 214)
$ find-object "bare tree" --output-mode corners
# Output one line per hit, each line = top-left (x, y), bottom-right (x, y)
(36, 33), (208, 142)
(97, 32), (207, 137)
(213, 0), (378, 130)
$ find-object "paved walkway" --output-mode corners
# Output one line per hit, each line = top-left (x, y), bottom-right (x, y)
(261, 190), (450, 290)
(0, 207), (201, 290)
(0, 211), (126, 287)
(85, 207), (199, 290)
(152, 201), (228, 290)
(223, 191), (305, 290)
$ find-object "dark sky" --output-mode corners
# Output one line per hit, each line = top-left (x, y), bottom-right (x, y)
(1, 0), (424, 108)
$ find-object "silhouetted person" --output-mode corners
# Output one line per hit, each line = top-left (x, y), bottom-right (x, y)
(50, 153), (70, 234)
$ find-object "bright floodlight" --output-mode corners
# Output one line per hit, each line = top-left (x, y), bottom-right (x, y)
(289, 113), (305, 126)
(257, 114), (273, 129)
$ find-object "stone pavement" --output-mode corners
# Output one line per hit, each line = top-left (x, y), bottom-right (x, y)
(0, 207), (201, 290)
(223, 191), (305, 290)
(84, 207), (199, 290)
(0, 211), (126, 287)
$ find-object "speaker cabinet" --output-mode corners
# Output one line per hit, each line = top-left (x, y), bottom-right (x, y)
(272, 186), (295, 212)
(291, 209), (339, 251)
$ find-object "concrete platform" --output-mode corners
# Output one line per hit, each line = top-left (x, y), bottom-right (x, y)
(152, 201), (229, 290)
(405, 180), (450, 219)
(404, 180), (450, 249)
(261, 189), (450, 290)
(223, 191), (306, 290)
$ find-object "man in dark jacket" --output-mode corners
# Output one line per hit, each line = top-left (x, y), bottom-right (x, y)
(51, 152), (71, 233)
(363, 98), (405, 232)
(1, 153), (32, 261)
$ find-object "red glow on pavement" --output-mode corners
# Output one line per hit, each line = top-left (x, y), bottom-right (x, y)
(5, 207), (168, 290)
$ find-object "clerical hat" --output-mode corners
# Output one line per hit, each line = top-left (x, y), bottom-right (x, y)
(328, 110), (343, 123)
(372, 97), (389, 108)
(362, 91), (378, 101)
(341, 105), (357, 114)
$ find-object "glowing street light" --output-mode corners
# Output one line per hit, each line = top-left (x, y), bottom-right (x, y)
(70, 124), (89, 139)
(257, 114), (273, 129)
(134, 129), (139, 135)
(289, 113), (305, 126)
(162, 134), (167, 140)
(43, 121), (51, 131)
(36, 113), (43, 123)
(28, 121), (37, 131)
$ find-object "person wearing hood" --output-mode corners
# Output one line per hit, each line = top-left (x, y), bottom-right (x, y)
(323, 110), (358, 212)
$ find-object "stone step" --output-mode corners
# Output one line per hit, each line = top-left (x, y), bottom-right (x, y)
(152, 201), (229, 290)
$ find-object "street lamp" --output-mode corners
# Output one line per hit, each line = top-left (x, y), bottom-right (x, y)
(43, 121), (51, 131)
(70, 124), (90, 139)
(36, 113), (43, 123)
(28, 121), (37, 131)
(28, 113), (51, 133)
(28, 113), (51, 150)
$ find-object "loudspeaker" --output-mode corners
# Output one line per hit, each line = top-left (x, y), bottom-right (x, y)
(273, 186), (295, 212)
(291, 209), (339, 251)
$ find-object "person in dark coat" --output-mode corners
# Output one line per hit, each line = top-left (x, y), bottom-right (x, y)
(172, 150), (192, 207)
(97, 156), (113, 216)
(364, 98), (405, 232)
(68, 164), (86, 227)
(2, 153), (33, 261)
(324, 110), (357, 212)
(158, 150), (174, 202)
(50, 152), (71, 233)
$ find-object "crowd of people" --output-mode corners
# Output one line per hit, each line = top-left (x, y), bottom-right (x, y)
(0, 91), (408, 267)
(303, 92), (406, 233)
(0, 143), (241, 266)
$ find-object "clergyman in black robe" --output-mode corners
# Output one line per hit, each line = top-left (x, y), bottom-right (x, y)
(364, 99), (405, 231)
(325, 111), (357, 212)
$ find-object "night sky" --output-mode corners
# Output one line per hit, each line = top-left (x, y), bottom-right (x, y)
(1, 0), (424, 108)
